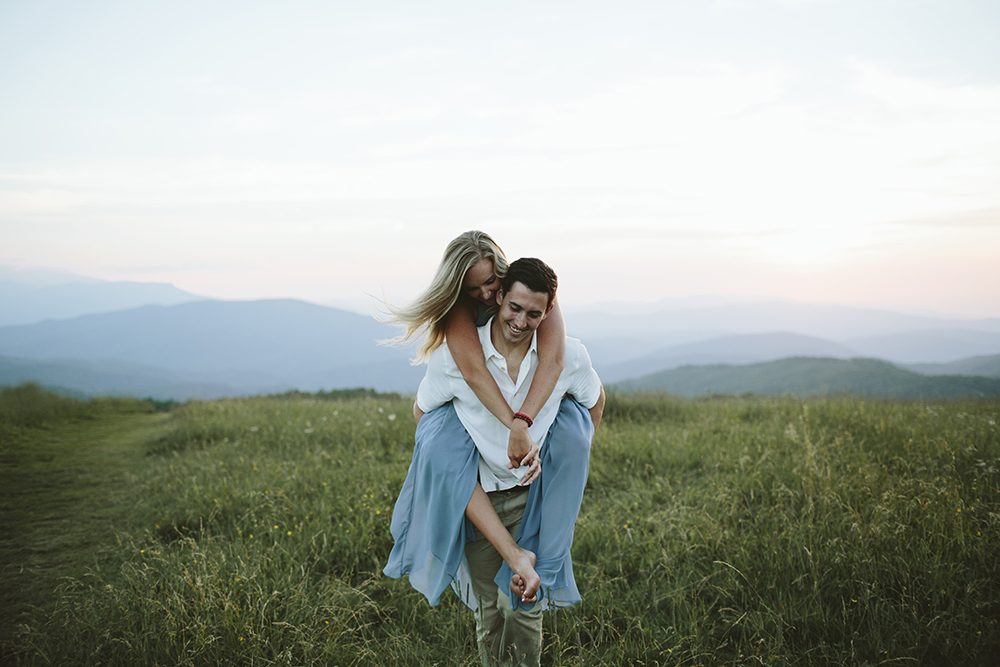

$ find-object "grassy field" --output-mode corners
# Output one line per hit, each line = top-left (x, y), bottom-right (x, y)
(2, 384), (998, 665)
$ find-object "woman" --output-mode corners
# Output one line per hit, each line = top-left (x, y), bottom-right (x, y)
(382, 231), (592, 611)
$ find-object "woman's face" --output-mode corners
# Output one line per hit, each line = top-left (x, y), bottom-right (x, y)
(463, 258), (501, 306)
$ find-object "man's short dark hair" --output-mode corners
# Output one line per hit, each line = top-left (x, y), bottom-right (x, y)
(501, 258), (558, 309)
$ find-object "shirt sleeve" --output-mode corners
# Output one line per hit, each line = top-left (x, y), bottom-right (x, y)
(416, 345), (460, 413)
(564, 339), (603, 409)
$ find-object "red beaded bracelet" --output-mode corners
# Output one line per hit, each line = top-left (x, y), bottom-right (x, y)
(512, 412), (533, 427)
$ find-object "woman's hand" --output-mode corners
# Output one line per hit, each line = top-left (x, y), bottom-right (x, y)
(520, 455), (541, 486)
(508, 420), (539, 470)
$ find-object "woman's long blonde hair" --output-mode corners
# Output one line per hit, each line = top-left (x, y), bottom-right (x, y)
(382, 230), (508, 363)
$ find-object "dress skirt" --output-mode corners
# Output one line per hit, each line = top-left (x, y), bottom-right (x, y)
(383, 396), (593, 612)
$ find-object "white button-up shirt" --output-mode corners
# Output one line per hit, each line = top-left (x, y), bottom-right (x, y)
(416, 317), (603, 491)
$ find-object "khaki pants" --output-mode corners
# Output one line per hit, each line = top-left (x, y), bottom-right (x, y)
(464, 486), (542, 667)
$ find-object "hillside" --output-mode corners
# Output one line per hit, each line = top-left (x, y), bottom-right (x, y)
(596, 331), (856, 383)
(613, 356), (1000, 399)
(0, 356), (272, 400)
(4, 390), (997, 664)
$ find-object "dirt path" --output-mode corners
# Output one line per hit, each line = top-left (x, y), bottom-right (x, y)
(0, 412), (169, 655)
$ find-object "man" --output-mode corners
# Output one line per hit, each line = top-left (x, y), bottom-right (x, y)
(414, 257), (605, 667)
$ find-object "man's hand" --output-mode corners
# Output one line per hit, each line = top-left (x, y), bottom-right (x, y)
(507, 420), (537, 469)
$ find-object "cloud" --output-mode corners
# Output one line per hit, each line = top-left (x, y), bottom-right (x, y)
(852, 60), (1000, 116)
(337, 103), (443, 127)
(888, 206), (1000, 230)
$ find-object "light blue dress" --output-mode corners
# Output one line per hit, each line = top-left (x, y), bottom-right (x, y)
(383, 395), (593, 612)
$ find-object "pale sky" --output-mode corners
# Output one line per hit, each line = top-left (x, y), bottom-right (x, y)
(2, 0), (999, 316)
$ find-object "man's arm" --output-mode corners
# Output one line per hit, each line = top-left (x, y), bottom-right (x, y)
(588, 385), (606, 432)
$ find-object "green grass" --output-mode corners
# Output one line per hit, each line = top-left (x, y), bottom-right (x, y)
(2, 386), (999, 665)
(0, 384), (164, 660)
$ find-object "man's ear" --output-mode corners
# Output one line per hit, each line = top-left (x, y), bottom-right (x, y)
(545, 300), (555, 315)
(495, 288), (504, 305)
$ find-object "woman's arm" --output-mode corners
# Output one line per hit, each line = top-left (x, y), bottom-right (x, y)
(444, 300), (518, 427)
(445, 297), (565, 474)
(505, 297), (565, 467)
(519, 296), (565, 420)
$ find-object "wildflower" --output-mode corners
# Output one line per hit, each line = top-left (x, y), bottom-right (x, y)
(250, 426), (259, 432)
(365, 421), (372, 426)
(287, 531), (292, 536)
(304, 428), (314, 434)
(388, 414), (397, 421)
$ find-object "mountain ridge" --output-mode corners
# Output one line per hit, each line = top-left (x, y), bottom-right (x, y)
(3, 295), (999, 400)
(0, 267), (207, 327)
(613, 356), (1000, 399)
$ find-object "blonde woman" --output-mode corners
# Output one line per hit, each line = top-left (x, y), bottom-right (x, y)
(382, 231), (593, 611)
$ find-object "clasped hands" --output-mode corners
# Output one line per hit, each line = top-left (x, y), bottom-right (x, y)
(508, 419), (541, 485)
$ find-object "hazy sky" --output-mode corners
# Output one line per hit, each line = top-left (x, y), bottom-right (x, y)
(2, 0), (999, 316)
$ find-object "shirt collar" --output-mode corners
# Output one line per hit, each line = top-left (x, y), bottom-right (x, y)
(479, 316), (538, 365)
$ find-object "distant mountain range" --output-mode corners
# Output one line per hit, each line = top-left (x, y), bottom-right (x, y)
(565, 302), (1000, 383)
(0, 355), (264, 400)
(564, 300), (1000, 343)
(0, 266), (204, 327)
(596, 332), (857, 384)
(904, 354), (1000, 378)
(0, 299), (423, 397)
(1, 271), (999, 400)
(613, 357), (1000, 399)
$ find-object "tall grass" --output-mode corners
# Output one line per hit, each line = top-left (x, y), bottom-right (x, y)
(7, 392), (999, 665)
(0, 382), (154, 436)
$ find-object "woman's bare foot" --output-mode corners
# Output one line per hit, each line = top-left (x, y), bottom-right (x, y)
(509, 548), (540, 603)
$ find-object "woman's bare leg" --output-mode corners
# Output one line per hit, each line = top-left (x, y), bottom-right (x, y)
(465, 484), (540, 602)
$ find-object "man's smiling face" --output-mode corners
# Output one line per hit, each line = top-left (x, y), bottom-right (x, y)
(494, 281), (550, 348)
